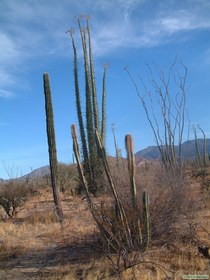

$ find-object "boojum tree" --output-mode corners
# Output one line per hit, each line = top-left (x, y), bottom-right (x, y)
(67, 16), (107, 195)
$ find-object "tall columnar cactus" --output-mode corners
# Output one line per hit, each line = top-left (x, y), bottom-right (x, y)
(101, 64), (107, 146)
(198, 126), (209, 167)
(193, 126), (202, 166)
(86, 18), (100, 133)
(143, 191), (151, 249)
(125, 134), (143, 245)
(69, 30), (90, 176)
(125, 134), (137, 208)
(112, 124), (122, 166)
(43, 73), (63, 223)
(68, 17), (108, 195)
(79, 19), (97, 165)
(77, 18), (99, 194)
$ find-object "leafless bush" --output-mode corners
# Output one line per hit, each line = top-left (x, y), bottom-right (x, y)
(148, 166), (200, 248)
(0, 180), (31, 219)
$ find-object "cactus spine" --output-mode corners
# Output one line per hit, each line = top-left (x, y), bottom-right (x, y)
(43, 73), (63, 223)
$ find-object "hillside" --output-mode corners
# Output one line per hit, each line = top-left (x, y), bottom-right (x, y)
(135, 138), (210, 160)
(1, 139), (210, 182)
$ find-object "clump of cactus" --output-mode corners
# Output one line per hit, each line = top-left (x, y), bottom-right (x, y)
(72, 124), (151, 262)
(67, 16), (107, 195)
(43, 73), (63, 223)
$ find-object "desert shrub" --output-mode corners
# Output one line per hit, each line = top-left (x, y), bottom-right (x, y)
(0, 180), (31, 219)
(101, 159), (199, 247)
(58, 163), (79, 193)
(148, 166), (200, 247)
(35, 163), (80, 194)
(102, 164), (201, 279)
(192, 167), (209, 179)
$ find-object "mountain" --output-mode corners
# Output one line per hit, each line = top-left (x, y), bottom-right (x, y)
(1, 139), (210, 182)
(0, 166), (50, 183)
(135, 139), (210, 160)
(20, 165), (50, 180)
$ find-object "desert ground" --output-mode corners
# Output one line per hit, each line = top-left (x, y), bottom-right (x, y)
(0, 161), (209, 280)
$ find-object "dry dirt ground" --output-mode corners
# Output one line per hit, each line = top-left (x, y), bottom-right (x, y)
(0, 165), (209, 280)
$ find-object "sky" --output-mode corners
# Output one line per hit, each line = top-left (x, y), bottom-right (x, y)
(0, 0), (210, 179)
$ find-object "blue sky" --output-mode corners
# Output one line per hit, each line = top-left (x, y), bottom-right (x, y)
(1, 0), (210, 179)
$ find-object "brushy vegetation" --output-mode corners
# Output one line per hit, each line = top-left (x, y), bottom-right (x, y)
(41, 17), (210, 279)
(0, 180), (31, 219)
(0, 17), (209, 280)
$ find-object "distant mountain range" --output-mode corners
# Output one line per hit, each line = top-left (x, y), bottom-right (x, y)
(21, 165), (50, 179)
(135, 139), (210, 160)
(0, 166), (50, 182)
(1, 139), (210, 182)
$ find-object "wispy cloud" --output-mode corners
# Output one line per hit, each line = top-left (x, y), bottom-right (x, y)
(156, 11), (210, 34)
(79, 0), (210, 55)
(0, 0), (210, 93)
(0, 89), (14, 99)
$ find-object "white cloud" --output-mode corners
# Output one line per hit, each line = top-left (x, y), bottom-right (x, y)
(0, 89), (14, 99)
(0, 0), (210, 93)
(157, 12), (210, 34)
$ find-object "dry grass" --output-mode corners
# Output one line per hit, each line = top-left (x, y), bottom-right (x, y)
(0, 163), (209, 279)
